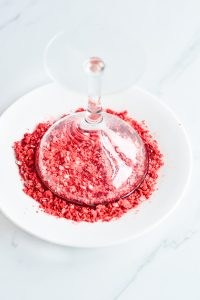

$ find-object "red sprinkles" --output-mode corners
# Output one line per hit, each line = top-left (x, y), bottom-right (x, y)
(14, 109), (163, 222)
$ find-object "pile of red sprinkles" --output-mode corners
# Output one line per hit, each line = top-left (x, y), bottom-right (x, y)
(14, 109), (163, 222)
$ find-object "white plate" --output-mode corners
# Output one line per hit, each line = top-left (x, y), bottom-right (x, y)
(0, 83), (192, 247)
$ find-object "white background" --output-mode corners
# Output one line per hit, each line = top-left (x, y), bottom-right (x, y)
(0, 0), (199, 299)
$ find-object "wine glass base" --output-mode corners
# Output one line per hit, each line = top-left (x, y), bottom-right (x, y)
(44, 28), (146, 95)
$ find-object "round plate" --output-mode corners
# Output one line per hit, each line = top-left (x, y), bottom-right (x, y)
(0, 83), (192, 247)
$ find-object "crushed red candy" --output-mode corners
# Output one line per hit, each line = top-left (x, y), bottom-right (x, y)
(13, 109), (163, 222)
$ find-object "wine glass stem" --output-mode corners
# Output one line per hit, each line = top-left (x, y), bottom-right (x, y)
(85, 74), (103, 123)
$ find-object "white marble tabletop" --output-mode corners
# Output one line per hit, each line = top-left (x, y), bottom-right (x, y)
(0, 0), (200, 299)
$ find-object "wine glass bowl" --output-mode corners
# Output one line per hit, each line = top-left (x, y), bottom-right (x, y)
(36, 111), (149, 206)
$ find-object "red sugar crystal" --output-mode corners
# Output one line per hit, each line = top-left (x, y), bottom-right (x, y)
(13, 109), (163, 222)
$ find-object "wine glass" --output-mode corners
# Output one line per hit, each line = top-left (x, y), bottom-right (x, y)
(36, 28), (148, 206)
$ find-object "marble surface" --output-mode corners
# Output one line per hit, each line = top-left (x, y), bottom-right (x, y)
(0, 0), (200, 299)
